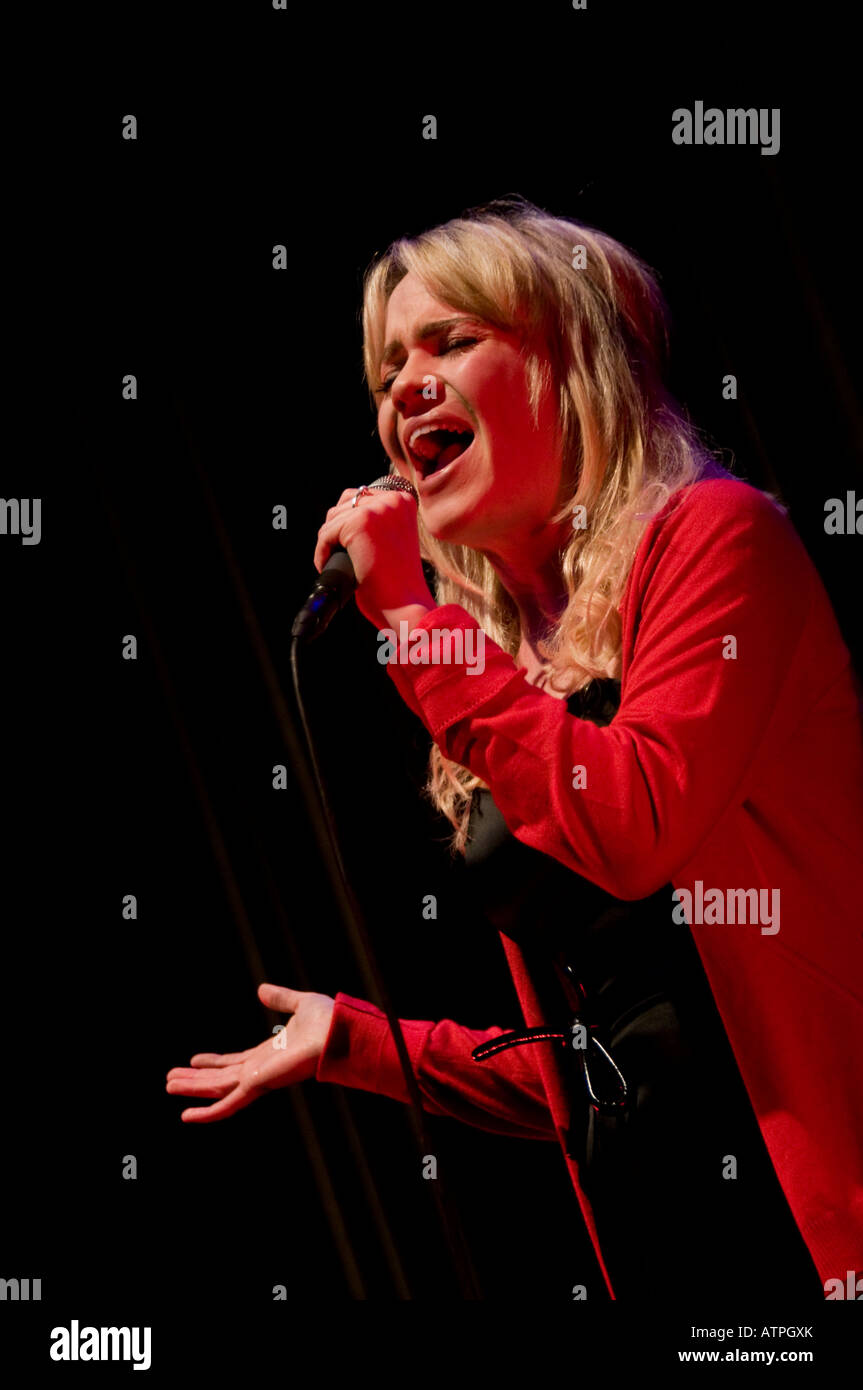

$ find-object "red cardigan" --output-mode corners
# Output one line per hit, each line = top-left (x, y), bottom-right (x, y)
(316, 476), (863, 1297)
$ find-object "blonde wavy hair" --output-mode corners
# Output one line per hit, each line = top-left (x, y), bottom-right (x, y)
(361, 196), (729, 854)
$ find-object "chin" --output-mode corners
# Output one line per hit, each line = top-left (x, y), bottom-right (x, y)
(420, 489), (495, 549)
(421, 509), (478, 547)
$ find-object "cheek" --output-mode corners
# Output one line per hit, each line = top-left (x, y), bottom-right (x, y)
(477, 379), (541, 458)
(470, 353), (535, 432)
(377, 406), (396, 454)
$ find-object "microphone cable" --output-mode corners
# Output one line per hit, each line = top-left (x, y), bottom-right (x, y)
(290, 634), (484, 1300)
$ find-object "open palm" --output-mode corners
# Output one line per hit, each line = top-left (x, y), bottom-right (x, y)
(165, 982), (335, 1123)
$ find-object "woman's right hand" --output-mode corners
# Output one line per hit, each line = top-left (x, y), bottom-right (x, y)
(165, 982), (335, 1123)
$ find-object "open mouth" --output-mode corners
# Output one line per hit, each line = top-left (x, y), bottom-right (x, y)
(407, 424), (475, 480)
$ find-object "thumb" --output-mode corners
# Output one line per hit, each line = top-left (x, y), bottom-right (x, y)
(258, 982), (303, 1014)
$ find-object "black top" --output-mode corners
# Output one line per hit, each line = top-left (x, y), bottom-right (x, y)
(461, 678), (694, 1038)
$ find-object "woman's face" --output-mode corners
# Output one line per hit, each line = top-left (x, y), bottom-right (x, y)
(375, 272), (565, 550)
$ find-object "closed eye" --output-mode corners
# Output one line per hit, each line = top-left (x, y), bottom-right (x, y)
(375, 336), (480, 395)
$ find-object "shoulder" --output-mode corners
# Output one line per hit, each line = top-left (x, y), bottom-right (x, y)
(637, 474), (807, 580)
(655, 474), (791, 544)
(620, 473), (816, 621)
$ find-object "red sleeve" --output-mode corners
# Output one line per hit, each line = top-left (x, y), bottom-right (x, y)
(315, 993), (556, 1141)
(383, 479), (830, 900)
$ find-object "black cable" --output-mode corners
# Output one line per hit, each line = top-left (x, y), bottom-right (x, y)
(290, 636), (483, 1300)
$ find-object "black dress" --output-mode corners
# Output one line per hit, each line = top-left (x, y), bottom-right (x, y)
(461, 679), (824, 1301)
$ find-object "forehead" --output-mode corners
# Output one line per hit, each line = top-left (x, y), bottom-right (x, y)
(383, 273), (462, 337)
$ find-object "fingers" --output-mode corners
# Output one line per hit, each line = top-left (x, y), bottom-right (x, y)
(166, 1051), (249, 1070)
(313, 487), (409, 573)
(177, 1089), (252, 1124)
(327, 489), (361, 517)
(190, 1051), (250, 1066)
(313, 514), (353, 573)
(257, 982), (302, 1014)
(166, 1077), (231, 1099)
(165, 1067), (239, 1097)
(166, 1065), (254, 1122)
(314, 492), (359, 571)
(165, 983), (307, 1126)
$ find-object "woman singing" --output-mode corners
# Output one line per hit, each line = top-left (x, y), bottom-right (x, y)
(166, 197), (863, 1301)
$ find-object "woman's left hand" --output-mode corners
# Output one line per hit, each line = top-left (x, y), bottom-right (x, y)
(313, 485), (436, 630)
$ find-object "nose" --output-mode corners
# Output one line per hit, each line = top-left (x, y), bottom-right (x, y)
(392, 382), (446, 465)
(389, 356), (441, 415)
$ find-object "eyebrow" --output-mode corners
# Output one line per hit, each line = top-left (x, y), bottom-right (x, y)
(380, 316), (481, 367)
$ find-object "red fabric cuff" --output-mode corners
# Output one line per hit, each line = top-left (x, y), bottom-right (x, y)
(315, 992), (433, 1103)
(383, 603), (526, 737)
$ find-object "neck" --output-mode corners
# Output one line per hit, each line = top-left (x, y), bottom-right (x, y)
(481, 519), (569, 656)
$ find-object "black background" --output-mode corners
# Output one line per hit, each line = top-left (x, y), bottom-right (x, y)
(2, 2), (860, 1371)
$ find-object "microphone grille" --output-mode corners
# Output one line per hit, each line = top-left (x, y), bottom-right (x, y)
(367, 475), (419, 504)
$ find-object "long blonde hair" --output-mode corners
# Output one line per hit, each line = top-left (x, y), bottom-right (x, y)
(361, 196), (728, 853)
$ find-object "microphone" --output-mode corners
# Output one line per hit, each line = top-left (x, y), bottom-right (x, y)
(291, 476), (419, 643)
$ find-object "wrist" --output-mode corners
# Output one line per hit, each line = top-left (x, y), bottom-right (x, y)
(380, 601), (435, 631)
